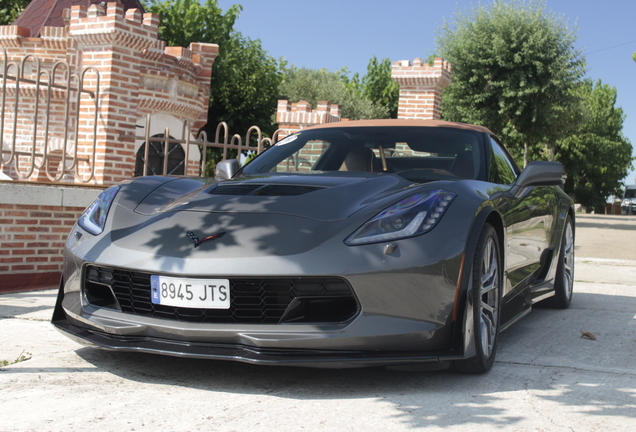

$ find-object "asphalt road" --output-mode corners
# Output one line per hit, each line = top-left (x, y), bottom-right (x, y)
(1, 213), (635, 432)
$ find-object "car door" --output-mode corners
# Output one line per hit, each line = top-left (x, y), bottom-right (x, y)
(488, 137), (554, 301)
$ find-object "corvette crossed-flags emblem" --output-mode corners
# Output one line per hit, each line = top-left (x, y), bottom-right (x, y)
(186, 230), (226, 248)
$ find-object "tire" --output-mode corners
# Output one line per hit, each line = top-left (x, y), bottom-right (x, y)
(540, 216), (574, 309)
(454, 224), (501, 374)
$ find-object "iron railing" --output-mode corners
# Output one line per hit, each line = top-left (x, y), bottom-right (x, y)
(1, 48), (99, 182)
(136, 114), (285, 177)
(1, 49), (287, 183)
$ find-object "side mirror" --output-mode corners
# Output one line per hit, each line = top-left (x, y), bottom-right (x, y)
(510, 161), (565, 197)
(215, 159), (239, 180)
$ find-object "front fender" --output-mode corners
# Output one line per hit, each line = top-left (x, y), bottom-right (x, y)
(451, 206), (501, 358)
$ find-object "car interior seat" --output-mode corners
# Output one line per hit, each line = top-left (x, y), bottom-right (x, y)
(339, 147), (375, 172)
(449, 150), (475, 179)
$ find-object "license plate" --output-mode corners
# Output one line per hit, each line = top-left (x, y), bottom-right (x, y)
(150, 275), (230, 309)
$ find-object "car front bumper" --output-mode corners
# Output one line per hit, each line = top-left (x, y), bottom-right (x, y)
(53, 206), (474, 367)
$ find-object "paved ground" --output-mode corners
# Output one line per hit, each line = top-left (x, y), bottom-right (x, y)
(575, 213), (636, 260)
(1, 213), (635, 431)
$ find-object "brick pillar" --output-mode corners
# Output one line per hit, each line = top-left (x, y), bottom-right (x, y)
(391, 57), (452, 120)
(189, 42), (218, 133)
(276, 100), (343, 139)
(68, 3), (159, 184)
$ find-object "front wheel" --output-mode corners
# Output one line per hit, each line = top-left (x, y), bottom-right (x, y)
(454, 224), (501, 374)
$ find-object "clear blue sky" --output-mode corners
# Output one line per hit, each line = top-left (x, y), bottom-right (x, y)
(217, 0), (636, 187)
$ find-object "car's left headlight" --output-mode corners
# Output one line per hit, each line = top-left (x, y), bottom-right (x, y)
(78, 186), (120, 235)
(346, 190), (456, 245)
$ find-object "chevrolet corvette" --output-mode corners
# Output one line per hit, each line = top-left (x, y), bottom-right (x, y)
(52, 119), (575, 373)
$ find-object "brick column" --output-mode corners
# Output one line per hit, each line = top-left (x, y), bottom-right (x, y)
(276, 100), (343, 139)
(391, 57), (452, 120)
(68, 3), (159, 184)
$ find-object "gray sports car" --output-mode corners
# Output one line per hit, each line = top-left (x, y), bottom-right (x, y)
(53, 119), (575, 373)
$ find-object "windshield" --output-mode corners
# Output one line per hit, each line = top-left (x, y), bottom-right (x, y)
(238, 126), (485, 183)
(625, 189), (636, 199)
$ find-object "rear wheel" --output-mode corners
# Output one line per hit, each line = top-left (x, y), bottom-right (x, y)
(454, 224), (501, 374)
(541, 216), (574, 309)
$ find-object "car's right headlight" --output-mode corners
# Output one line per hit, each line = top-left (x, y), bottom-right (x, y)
(78, 186), (120, 235)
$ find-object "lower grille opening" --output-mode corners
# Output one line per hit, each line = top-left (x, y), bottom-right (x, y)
(83, 266), (359, 324)
(84, 281), (120, 310)
(280, 297), (359, 323)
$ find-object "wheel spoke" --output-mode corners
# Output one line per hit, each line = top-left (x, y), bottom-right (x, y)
(481, 302), (496, 314)
(562, 222), (574, 297)
(478, 236), (499, 359)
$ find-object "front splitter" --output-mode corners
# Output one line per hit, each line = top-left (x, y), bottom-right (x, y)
(52, 319), (466, 369)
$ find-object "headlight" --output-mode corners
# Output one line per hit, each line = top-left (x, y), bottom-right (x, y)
(346, 190), (456, 245)
(78, 186), (120, 235)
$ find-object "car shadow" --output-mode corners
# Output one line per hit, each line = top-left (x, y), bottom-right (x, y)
(63, 289), (636, 429)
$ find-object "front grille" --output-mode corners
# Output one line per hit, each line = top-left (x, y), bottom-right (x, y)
(84, 266), (358, 324)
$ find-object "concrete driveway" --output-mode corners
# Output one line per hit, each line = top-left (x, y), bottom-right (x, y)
(1, 214), (635, 431)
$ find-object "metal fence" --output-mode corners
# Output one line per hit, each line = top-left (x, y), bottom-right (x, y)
(1, 49), (285, 183)
(1, 48), (99, 182)
(135, 115), (284, 178)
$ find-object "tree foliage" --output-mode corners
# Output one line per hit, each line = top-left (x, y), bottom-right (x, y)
(437, 0), (585, 166)
(280, 56), (400, 121)
(353, 56), (400, 118)
(555, 80), (633, 212)
(144, 0), (240, 49)
(1, 0), (29, 25)
(279, 66), (389, 120)
(206, 33), (283, 135)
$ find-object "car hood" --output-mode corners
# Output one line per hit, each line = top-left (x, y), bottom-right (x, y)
(132, 174), (415, 221)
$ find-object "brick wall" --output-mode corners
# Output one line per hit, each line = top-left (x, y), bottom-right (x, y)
(0, 182), (101, 292)
(391, 57), (452, 120)
(0, 204), (82, 271)
(276, 100), (344, 138)
(1, 2), (218, 185)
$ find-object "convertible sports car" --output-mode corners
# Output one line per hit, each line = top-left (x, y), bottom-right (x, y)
(53, 119), (575, 373)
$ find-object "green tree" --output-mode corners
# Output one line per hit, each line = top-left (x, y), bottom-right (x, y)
(555, 80), (633, 212)
(207, 33), (283, 135)
(361, 57), (399, 118)
(340, 56), (400, 118)
(437, 0), (585, 166)
(144, 0), (240, 51)
(279, 66), (389, 120)
(1, 0), (29, 25)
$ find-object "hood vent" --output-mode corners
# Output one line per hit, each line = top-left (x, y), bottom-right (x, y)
(210, 183), (324, 196)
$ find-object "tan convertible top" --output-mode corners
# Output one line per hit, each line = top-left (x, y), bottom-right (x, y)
(306, 119), (495, 135)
